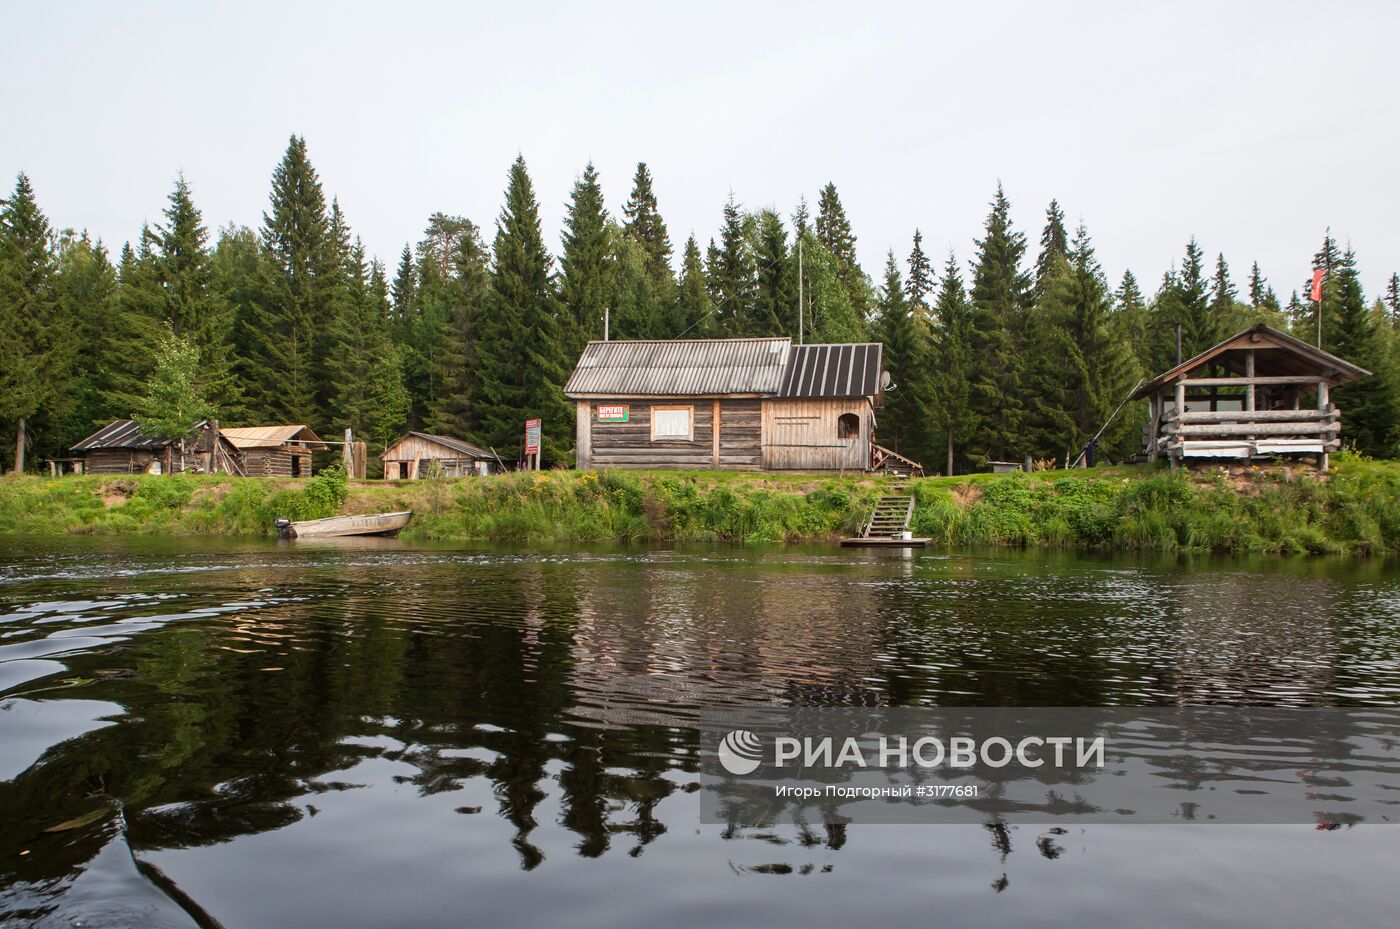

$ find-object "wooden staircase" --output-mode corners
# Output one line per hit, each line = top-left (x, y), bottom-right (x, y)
(861, 479), (915, 538)
(870, 444), (924, 477)
(841, 477), (929, 547)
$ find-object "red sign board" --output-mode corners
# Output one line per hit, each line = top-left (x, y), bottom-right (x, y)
(524, 418), (541, 455)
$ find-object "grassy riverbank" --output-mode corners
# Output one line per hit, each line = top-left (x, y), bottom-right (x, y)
(2, 457), (1399, 554)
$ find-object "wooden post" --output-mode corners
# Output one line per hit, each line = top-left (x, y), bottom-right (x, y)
(1318, 380), (1330, 471)
(712, 400), (721, 467)
(946, 428), (954, 478)
(575, 401), (591, 470)
(1244, 350), (1256, 412)
(343, 428), (354, 477)
(14, 416), (25, 474)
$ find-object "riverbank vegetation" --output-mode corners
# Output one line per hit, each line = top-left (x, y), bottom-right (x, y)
(3, 138), (1398, 479)
(3, 458), (1398, 555)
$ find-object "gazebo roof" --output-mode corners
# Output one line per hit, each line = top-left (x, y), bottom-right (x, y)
(1131, 324), (1370, 401)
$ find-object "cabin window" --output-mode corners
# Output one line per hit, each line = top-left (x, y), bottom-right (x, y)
(651, 405), (693, 440)
(837, 412), (860, 439)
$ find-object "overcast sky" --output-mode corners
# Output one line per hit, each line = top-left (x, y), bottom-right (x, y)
(7, 1), (1397, 300)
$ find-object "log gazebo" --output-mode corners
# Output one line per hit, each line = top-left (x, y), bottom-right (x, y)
(1133, 324), (1370, 471)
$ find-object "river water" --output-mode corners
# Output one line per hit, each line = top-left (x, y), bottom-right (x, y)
(1, 537), (1398, 928)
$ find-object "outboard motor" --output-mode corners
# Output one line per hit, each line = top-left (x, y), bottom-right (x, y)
(274, 518), (294, 540)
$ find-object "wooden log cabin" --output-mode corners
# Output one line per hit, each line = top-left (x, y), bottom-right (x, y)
(381, 432), (499, 479)
(70, 420), (242, 475)
(565, 338), (888, 471)
(1133, 324), (1370, 470)
(219, 425), (326, 477)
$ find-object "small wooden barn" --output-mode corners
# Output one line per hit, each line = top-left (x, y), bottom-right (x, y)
(220, 425), (326, 477)
(70, 420), (242, 475)
(382, 432), (498, 479)
(565, 338), (887, 471)
(1133, 323), (1370, 470)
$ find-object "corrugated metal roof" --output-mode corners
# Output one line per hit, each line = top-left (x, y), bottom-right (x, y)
(777, 343), (883, 398)
(220, 425), (327, 450)
(70, 419), (173, 451)
(399, 432), (493, 459)
(565, 338), (792, 397)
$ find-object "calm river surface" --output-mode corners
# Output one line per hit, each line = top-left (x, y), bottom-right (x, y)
(2, 537), (1398, 928)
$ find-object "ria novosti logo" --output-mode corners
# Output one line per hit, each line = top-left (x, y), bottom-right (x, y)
(718, 729), (764, 775)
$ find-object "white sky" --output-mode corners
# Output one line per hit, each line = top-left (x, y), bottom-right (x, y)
(6, 0), (1397, 299)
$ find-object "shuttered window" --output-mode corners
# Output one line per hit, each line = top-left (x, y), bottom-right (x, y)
(652, 406), (692, 440)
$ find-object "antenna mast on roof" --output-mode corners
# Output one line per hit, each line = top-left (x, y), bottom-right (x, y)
(604, 304), (609, 342)
(797, 236), (804, 345)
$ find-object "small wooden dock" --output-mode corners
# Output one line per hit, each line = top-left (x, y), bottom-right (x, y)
(841, 480), (929, 547)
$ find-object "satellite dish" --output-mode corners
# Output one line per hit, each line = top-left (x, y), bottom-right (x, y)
(879, 370), (894, 390)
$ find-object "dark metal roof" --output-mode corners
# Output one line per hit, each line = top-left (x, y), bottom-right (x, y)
(565, 338), (791, 397)
(777, 343), (883, 398)
(70, 419), (175, 451)
(1130, 324), (1371, 400)
(401, 432), (493, 459)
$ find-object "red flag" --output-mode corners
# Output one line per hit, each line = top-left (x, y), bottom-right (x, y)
(1311, 268), (1326, 302)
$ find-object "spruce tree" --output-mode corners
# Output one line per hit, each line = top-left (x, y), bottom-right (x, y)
(55, 234), (145, 436)
(750, 209), (792, 336)
(147, 175), (241, 416)
(967, 183), (1031, 462)
(327, 248), (410, 448)
(708, 194), (758, 336)
(1384, 273), (1399, 326)
(610, 229), (661, 339)
(1024, 224), (1137, 462)
(1114, 269), (1152, 372)
(931, 251), (978, 475)
(1209, 252), (1237, 321)
(815, 182), (870, 319)
(474, 156), (571, 461)
(874, 252), (929, 460)
(672, 235), (714, 338)
(1249, 261), (1266, 307)
(560, 162), (613, 350)
(621, 162), (672, 281)
(390, 244), (417, 341)
(1153, 238), (1217, 367)
(0, 173), (71, 471)
(904, 229), (934, 320)
(1327, 247), (1397, 456)
(1033, 199), (1068, 297)
(247, 135), (336, 426)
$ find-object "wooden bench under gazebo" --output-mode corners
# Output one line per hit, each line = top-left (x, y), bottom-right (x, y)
(1133, 324), (1370, 471)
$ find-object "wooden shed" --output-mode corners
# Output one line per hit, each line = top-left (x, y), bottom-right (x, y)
(565, 338), (887, 471)
(382, 432), (498, 479)
(70, 420), (242, 475)
(220, 425), (326, 477)
(1133, 324), (1370, 470)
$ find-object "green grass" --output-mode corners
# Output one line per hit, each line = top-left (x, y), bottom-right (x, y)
(3, 456), (1399, 555)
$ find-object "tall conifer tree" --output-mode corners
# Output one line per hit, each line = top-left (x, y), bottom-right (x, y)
(560, 162), (613, 350)
(904, 229), (934, 319)
(247, 135), (336, 425)
(0, 174), (71, 470)
(815, 182), (869, 320)
(474, 156), (571, 461)
(874, 252), (929, 460)
(1033, 199), (1068, 297)
(967, 183), (1030, 461)
(931, 252), (977, 475)
(750, 209), (792, 336)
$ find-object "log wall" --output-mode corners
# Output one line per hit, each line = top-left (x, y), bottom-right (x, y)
(579, 398), (762, 470)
